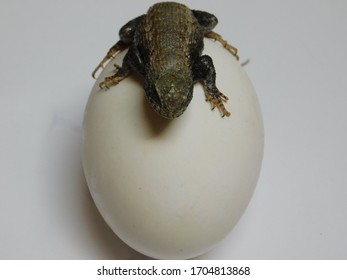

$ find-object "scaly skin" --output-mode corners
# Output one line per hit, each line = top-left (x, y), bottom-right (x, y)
(93, 2), (239, 119)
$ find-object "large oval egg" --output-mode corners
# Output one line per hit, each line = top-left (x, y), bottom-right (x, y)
(82, 39), (264, 259)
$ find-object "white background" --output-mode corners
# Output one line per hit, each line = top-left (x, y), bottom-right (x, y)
(1, 0), (346, 259)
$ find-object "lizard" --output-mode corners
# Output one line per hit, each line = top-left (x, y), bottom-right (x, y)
(92, 1), (239, 119)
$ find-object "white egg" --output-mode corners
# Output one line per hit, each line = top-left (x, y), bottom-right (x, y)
(82, 39), (264, 259)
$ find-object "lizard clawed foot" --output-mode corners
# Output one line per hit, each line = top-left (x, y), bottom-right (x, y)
(205, 31), (239, 61)
(223, 44), (239, 61)
(92, 57), (109, 79)
(205, 91), (231, 117)
(92, 65), (104, 79)
(99, 75), (124, 89)
(99, 64), (125, 89)
(92, 55), (118, 79)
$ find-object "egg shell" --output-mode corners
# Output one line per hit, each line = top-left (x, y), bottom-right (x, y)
(82, 39), (264, 259)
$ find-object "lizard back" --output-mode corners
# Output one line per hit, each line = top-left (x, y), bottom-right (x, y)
(136, 2), (203, 78)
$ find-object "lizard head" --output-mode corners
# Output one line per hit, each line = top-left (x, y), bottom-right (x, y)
(146, 72), (193, 119)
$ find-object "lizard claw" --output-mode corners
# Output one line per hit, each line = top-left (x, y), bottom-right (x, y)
(92, 56), (114, 79)
(99, 80), (108, 89)
(99, 74), (126, 90)
(92, 64), (104, 79)
(205, 31), (239, 61)
(205, 92), (231, 117)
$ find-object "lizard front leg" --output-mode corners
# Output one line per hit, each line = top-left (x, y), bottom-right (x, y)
(205, 31), (239, 61)
(92, 15), (145, 79)
(92, 41), (128, 79)
(99, 46), (144, 89)
(193, 55), (231, 117)
(99, 64), (126, 89)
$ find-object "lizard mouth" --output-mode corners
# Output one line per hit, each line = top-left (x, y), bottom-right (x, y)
(148, 94), (186, 119)
(158, 106), (186, 119)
